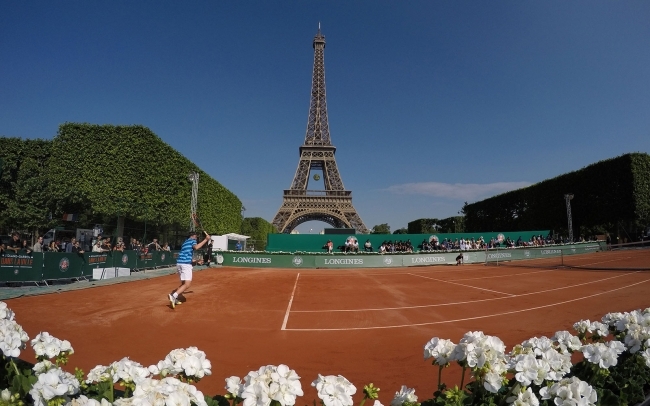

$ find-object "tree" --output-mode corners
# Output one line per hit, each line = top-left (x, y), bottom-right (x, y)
(0, 138), (54, 235)
(241, 217), (277, 250)
(371, 223), (391, 234)
(393, 228), (408, 234)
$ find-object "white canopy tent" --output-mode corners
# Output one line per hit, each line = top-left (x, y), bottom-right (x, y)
(211, 233), (251, 251)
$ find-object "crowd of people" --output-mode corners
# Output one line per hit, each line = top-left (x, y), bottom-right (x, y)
(0, 232), (173, 256)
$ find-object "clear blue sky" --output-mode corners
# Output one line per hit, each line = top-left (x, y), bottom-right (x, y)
(2, 1), (649, 233)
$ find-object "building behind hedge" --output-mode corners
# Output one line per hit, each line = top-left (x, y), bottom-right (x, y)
(461, 153), (650, 241)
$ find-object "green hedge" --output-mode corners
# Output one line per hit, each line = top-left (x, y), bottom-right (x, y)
(1, 124), (242, 236)
(462, 153), (650, 236)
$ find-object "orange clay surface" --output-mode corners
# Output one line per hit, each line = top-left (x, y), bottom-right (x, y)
(6, 249), (650, 402)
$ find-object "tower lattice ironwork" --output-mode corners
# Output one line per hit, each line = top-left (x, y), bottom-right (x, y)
(272, 28), (368, 234)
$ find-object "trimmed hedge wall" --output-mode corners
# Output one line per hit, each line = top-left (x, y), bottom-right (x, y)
(1, 123), (242, 236)
(462, 153), (650, 237)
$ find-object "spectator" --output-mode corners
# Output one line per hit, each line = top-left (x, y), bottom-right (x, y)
(364, 239), (372, 252)
(113, 241), (125, 252)
(21, 239), (32, 254)
(235, 241), (242, 251)
(351, 238), (359, 252)
(101, 238), (112, 251)
(48, 241), (60, 252)
(324, 240), (333, 253)
(148, 238), (161, 251)
(6, 233), (22, 254)
(162, 242), (171, 252)
(92, 240), (104, 252)
(65, 238), (77, 253)
(72, 240), (85, 254)
(33, 236), (44, 252)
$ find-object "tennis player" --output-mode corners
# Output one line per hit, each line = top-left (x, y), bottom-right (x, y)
(168, 231), (211, 308)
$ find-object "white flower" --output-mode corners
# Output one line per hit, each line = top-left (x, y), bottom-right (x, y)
(391, 386), (417, 406)
(373, 401), (383, 406)
(589, 321), (609, 337)
(312, 374), (356, 406)
(226, 376), (244, 397)
(29, 367), (80, 406)
(506, 387), (539, 406)
(1, 389), (12, 402)
(623, 323), (650, 353)
(641, 348), (650, 368)
(125, 376), (206, 406)
(86, 365), (111, 384)
(31, 332), (74, 360)
(512, 354), (548, 386)
(149, 347), (211, 380)
(452, 331), (484, 363)
(0, 318), (30, 357)
(551, 331), (582, 354)
(423, 338), (457, 365)
(66, 395), (112, 406)
(0, 302), (15, 321)
(581, 340), (625, 369)
(33, 360), (56, 375)
(109, 357), (151, 384)
(242, 382), (271, 406)
(539, 376), (597, 405)
(573, 320), (590, 335)
(268, 364), (303, 406)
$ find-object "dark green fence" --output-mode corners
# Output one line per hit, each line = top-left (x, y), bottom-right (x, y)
(0, 250), (180, 283)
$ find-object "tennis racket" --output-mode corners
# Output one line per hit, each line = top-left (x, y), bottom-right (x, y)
(191, 213), (210, 238)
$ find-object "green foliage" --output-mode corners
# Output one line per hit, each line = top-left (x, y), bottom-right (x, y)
(370, 223), (391, 234)
(241, 217), (276, 249)
(0, 137), (54, 233)
(47, 123), (242, 235)
(462, 153), (650, 236)
(407, 219), (441, 234)
(393, 228), (408, 234)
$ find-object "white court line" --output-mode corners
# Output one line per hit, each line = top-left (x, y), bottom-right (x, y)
(291, 271), (637, 313)
(284, 278), (650, 331)
(281, 273), (300, 330)
(409, 273), (515, 296)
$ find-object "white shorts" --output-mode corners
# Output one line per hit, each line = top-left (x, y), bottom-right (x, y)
(177, 264), (193, 281)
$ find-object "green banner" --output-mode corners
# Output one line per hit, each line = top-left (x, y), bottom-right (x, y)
(42, 252), (85, 280)
(0, 252), (43, 282)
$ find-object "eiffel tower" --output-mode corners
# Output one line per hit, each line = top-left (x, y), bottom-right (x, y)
(272, 28), (369, 234)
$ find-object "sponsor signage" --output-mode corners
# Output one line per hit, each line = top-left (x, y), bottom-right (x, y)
(410, 256), (446, 264)
(232, 256), (272, 264)
(0, 254), (33, 268)
(487, 252), (512, 259)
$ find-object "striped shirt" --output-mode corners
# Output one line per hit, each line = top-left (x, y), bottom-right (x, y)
(177, 238), (197, 264)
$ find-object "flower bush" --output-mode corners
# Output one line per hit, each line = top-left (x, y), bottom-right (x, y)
(423, 307), (650, 405)
(1, 300), (649, 406)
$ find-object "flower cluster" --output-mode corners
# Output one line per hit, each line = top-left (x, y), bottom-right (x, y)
(113, 376), (207, 406)
(31, 332), (74, 363)
(311, 374), (356, 406)
(0, 318), (29, 358)
(0, 302), (15, 321)
(148, 346), (212, 382)
(390, 386), (417, 406)
(226, 365), (304, 406)
(539, 376), (597, 405)
(453, 332), (509, 393)
(28, 367), (80, 406)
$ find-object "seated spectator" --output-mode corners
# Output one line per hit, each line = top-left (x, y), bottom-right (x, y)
(162, 242), (171, 252)
(378, 243), (386, 253)
(364, 239), (372, 252)
(352, 238), (359, 252)
(235, 241), (242, 251)
(324, 240), (333, 253)
(48, 241), (60, 252)
(113, 241), (125, 252)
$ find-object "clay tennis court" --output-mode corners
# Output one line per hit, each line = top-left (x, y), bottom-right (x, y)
(6, 248), (649, 401)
